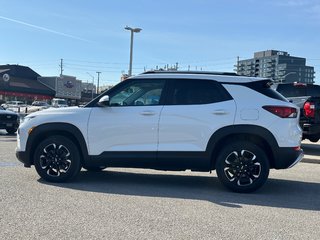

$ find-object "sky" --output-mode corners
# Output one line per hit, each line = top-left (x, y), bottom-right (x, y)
(0, 0), (319, 86)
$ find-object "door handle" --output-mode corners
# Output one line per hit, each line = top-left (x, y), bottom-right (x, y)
(141, 111), (156, 116)
(212, 110), (228, 115)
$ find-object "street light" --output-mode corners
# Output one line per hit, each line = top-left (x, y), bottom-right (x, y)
(280, 72), (297, 83)
(86, 72), (94, 99)
(96, 71), (101, 94)
(125, 26), (142, 76)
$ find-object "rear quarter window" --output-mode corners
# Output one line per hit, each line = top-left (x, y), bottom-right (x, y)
(247, 80), (288, 101)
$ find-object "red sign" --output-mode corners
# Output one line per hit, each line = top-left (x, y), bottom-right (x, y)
(0, 91), (53, 100)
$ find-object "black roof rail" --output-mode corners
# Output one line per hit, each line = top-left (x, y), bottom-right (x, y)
(141, 70), (239, 76)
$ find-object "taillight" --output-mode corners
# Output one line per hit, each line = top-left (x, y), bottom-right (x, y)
(263, 106), (297, 118)
(304, 101), (315, 118)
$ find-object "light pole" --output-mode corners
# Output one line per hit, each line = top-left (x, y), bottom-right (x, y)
(280, 72), (297, 83)
(125, 26), (142, 76)
(96, 71), (101, 94)
(86, 72), (94, 99)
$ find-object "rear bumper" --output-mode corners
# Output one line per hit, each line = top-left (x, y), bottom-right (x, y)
(287, 151), (304, 168)
(301, 123), (320, 136)
(274, 147), (304, 169)
(15, 149), (31, 168)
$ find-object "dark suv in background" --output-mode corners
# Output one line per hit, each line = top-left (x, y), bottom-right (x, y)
(0, 106), (20, 134)
(274, 82), (320, 142)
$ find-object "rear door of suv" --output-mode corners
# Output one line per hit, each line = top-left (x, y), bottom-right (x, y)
(157, 78), (236, 169)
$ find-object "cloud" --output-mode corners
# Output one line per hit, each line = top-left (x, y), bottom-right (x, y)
(275, 0), (313, 7)
(273, 0), (320, 8)
(271, 0), (320, 21)
(0, 15), (92, 43)
(307, 4), (320, 18)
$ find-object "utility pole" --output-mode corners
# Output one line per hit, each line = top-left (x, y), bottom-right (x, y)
(59, 59), (64, 76)
(96, 71), (101, 94)
(236, 56), (240, 74)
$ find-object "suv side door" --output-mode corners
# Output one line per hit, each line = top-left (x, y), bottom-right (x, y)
(88, 79), (166, 157)
(158, 79), (236, 169)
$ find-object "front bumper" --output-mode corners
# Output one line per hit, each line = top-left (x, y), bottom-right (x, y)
(15, 149), (31, 168)
(0, 122), (19, 129)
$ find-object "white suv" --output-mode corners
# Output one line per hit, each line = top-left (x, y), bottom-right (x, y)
(16, 71), (303, 192)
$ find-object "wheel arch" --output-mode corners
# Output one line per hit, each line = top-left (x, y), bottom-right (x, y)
(206, 125), (278, 169)
(26, 123), (89, 166)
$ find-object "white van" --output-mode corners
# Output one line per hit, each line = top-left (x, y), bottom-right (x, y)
(51, 98), (68, 108)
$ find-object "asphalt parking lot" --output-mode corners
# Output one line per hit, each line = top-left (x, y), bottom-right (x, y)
(0, 130), (319, 240)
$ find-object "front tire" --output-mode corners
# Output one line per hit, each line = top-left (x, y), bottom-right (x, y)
(216, 141), (270, 193)
(34, 135), (82, 182)
(6, 127), (17, 134)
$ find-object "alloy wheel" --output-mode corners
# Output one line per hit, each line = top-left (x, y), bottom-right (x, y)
(223, 150), (261, 187)
(39, 143), (72, 177)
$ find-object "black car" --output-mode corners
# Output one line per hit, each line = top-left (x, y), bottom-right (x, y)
(274, 82), (320, 142)
(0, 106), (20, 134)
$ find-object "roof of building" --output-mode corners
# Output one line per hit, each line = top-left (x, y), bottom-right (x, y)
(0, 65), (55, 96)
(0, 64), (40, 79)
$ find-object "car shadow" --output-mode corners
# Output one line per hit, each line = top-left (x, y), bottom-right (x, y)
(39, 169), (320, 211)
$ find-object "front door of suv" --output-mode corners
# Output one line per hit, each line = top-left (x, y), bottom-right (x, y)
(158, 79), (236, 169)
(88, 79), (165, 159)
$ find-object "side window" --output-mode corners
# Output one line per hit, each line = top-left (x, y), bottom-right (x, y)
(109, 80), (165, 106)
(171, 79), (231, 105)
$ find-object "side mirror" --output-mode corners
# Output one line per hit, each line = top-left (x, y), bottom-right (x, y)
(98, 95), (110, 107)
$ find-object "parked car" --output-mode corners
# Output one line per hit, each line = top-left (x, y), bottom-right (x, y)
(274, 82), (320, 142)
(27, 101), (51, 113)
(16, 71), (303, 193)
(0, 106), (20, 134)
(1, 101), (25, 109)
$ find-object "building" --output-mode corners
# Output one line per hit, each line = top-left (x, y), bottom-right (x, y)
(81, 82), (97, 103)
(0, 65), (55, 104)
(38, 75), (82, 105)
(0, 64), (99, 105)
(236, 50), (315, 83)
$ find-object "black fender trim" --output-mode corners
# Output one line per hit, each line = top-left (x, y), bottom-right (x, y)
(206, 125), (279, 169)
(25, 123), (89, 165)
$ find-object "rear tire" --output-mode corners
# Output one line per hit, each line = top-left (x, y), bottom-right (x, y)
(34, 135), (82, 182)
(215, 141), (270, 193)
(307, 136), (319, 143)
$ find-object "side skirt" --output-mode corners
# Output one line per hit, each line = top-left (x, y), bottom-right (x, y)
(86, 151), (211, 171)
